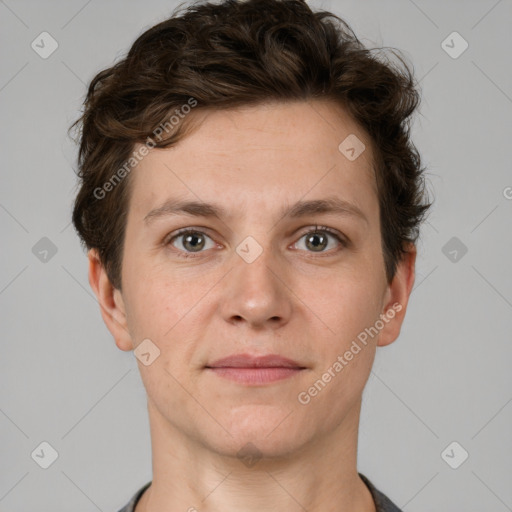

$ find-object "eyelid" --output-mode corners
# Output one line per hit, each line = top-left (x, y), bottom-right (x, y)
(164, 226), (215, 244)
(295, 225), (348, 245)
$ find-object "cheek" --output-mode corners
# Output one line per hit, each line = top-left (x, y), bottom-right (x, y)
(122, 258), (192, 339)
(317, 271), (384, 346)
(297, 277), (381, 414)
(123, 272), (208, 379)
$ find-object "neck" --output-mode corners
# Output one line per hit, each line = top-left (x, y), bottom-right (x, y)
(136, 398), (375, 512)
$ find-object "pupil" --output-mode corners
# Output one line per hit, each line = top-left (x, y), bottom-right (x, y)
(184, 233), (204, 251)
(307, 233), (326, 251)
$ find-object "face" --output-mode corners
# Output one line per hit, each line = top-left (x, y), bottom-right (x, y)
(90, 100), (415, 459)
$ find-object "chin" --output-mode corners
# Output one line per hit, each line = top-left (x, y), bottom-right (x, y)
(204, 405), (311, 461)
(213, 433), (305, 464)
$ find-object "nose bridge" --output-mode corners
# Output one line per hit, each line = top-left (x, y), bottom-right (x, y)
(222, 233), (292, 327)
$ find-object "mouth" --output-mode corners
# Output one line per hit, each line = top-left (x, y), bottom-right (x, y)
(205, 354), (307, 385)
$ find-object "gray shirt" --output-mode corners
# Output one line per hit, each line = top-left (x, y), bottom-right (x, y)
(117, 473), (403, 511)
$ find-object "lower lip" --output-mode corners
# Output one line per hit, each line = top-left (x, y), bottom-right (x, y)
(207, 367), (304, 385)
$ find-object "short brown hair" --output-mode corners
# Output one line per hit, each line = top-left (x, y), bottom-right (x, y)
(70, 0), (431, 291)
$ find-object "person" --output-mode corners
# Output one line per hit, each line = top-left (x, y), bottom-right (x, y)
(69, 0), (431, 510)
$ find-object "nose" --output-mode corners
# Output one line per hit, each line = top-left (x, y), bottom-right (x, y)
(219, 244), (293, 330)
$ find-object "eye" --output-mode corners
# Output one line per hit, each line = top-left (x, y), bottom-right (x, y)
(165, 225), (347, 259)
(293, 226), (346, 254)
(167, 229), (217, 258)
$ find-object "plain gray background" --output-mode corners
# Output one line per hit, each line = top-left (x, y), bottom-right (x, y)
(1, 0), (511, 511)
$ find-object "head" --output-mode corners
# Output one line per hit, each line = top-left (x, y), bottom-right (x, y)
(71, 0), (431, 458)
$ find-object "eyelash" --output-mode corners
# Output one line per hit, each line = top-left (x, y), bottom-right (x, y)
(165, 225), (348, 259)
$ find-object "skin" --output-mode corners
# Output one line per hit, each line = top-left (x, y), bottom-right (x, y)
(89, 99), (416, 512)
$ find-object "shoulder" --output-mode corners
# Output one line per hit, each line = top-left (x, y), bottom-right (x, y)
(359, 473), (403, 512)
(116, 481), (152, 512)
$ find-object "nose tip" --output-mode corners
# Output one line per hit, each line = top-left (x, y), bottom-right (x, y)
(221, 256), (293, 330)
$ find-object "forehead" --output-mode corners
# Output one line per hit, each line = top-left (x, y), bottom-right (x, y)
(128, 100), (378, 219)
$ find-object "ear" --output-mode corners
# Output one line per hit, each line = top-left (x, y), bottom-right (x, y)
(377, 243), (416, 347)
(87, 248), (134, 351)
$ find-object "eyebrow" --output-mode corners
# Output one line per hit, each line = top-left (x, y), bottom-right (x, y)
(143, 196), (368, 225)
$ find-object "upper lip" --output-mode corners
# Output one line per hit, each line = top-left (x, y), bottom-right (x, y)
(206, 353), (305, 369)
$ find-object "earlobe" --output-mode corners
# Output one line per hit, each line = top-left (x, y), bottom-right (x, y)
(377, 244), (416, 347)
(87, 249), (134, 352)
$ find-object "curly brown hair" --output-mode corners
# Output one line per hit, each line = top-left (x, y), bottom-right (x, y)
(70, 0), (431, 291)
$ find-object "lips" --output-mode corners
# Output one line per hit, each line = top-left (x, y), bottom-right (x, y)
(206, 353), (305, 369)
(205, 354), (306, 385)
